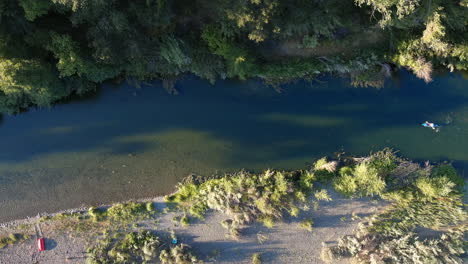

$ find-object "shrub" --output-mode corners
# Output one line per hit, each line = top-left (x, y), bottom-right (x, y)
(314, 189), (332, 201)
(299, 219), (314, 232)
(314, 157), (328, 170)
(106, 202), (150, 222)
(369, 148), (398, 175)
(298, 171), (315, 189)
(146, 202), (155, 213)
(369, 198), (465, 236)
(333, 174), (357, 196)
(159, 244), (198, 264)
(168, 169), (318, 231)
(165, 184), (199, 203)
(431, 164), (464, 188)
(353, 162), (386, 196)
(201, 25), (256, 80)
(258, 215), (276, 228)
(313, 157), (337, 181)
(333, 162), (386, 197)
(329, 229), (466, 264)
(0, 233), (28, 249)
(325, 190), (467, 264)
(289, 206), (300, 217)
(252, 253), (262, 264)
(381, 188), (415, 204)
(87, 230), (160, 264)
(88, 207), (106, 222)
(415, 176), (455, 199)
(180, 215), (190, 227)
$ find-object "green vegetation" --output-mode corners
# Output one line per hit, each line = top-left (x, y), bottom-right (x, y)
(323, 198), (466, 263)
(87, 231), (160, 264)
(165, 168), (332, 234)
(299, 219), (314, 232)
(251, 253), (262, 264)
(0, 0), (466, 113)
(322, 150), (467, 263)
(333, 162), (386, 197)
(87, 230), (199, 264)
(159, 244), (199, 264)
(0, 233), (28, 249)
(333, 149), (399, 197)
(180, 214), (190, 227)
(39, 202), (157, 236)
(106, 202), (155, 222)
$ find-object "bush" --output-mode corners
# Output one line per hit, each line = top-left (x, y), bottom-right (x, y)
(87, 231), (160, 264)
(330, 229), (465, 264)
(201, 25), (256, 80)
(333, 162), (386, 197)
(180, 215), (190, 227)
(168, 169), (318, 231)
(415, 176), (455, 199)
(0, 233), (28, 249)
(333, 174), (357, 196)
(369, 148), (398, 175)
(88, 207), (106, 222)
(381, 188), (415, 204)
(325, 191), (467, 264)
(431, 164), (464, 189)
(258, 215), (276, 228)
(252, 253), (262, 264)
(106, 202), (151, 222)
(299, 219), (314, 232)
(313, 157), (337, 181)
(369, 198), (465, 236)
(159, 244), (199, 264)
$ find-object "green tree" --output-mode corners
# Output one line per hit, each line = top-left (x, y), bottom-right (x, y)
(46, 33), (119, 82)
(18, 0), (52, 21)
(201, 25), (256, 79)
(0, 58), (66, 113)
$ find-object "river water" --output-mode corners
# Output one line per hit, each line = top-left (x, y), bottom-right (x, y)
(0, 71), (467, 222)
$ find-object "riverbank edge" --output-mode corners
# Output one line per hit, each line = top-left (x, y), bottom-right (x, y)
(0, 196), (165, 228)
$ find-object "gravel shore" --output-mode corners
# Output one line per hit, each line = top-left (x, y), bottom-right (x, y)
(0, 191), (384, 264)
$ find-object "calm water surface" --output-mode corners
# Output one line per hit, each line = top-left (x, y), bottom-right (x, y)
(0, 71), (467, 221)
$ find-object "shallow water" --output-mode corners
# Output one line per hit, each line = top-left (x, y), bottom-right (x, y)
(0, 71), (467, 222)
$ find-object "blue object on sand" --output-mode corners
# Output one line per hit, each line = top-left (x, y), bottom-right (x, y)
(421, 123), (440, 128)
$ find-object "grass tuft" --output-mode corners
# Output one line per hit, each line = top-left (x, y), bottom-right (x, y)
(252, 253), (262, 264)
(299, 219), (314, 232)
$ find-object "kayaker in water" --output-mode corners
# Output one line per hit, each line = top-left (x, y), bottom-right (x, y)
(424, 121), (436, 130)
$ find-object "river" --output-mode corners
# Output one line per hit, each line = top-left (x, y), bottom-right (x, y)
(0, 71), (467, 222)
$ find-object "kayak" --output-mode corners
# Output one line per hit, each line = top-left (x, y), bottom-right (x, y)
(37, 237), (45, 251)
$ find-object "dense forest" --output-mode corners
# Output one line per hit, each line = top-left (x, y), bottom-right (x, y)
(0, 0), (467, 113)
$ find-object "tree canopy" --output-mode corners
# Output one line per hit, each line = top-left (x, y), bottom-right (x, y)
(0, 0), (466, 113)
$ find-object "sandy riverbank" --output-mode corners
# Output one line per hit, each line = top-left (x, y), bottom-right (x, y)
(0, 189), (384, 264)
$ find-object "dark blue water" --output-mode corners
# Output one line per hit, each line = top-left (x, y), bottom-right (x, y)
(0, 71), (467, 221)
